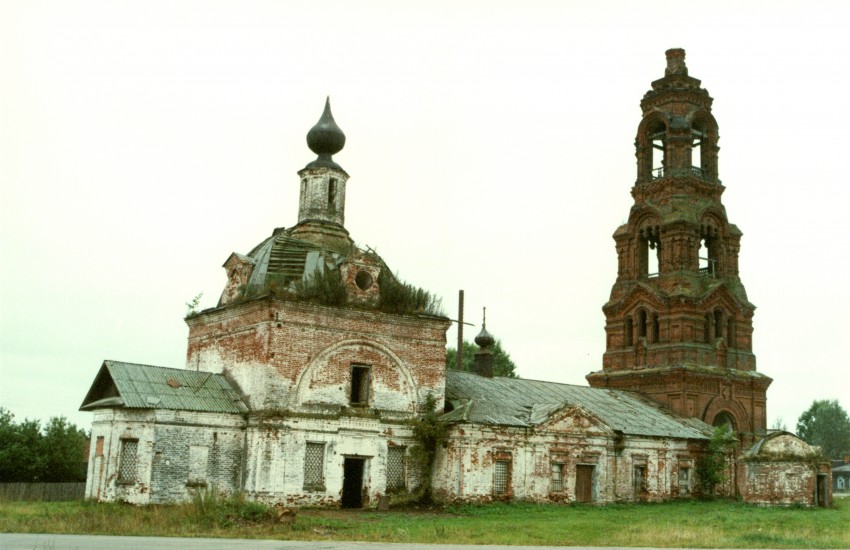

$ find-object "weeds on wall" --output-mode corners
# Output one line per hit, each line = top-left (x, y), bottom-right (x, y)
(407, 393), (448, 504)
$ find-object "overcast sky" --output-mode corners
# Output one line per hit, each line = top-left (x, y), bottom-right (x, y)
(2, 0), (848, 432)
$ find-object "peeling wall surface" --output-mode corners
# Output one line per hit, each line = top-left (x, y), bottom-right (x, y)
(432, 416), (702, 504)
(737, 432), (832, 507)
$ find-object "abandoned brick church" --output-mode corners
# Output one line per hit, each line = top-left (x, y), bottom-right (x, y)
(80, 50), (832, 507)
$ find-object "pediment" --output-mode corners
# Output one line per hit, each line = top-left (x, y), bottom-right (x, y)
(534, 403), (611, 435)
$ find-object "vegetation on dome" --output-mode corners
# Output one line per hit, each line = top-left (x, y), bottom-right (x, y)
(234, 265), (444, 317)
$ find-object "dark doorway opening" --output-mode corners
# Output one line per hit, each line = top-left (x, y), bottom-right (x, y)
(576, 465), (594, 503)
(817, 474), (829, 507)
(342, 457), (365, 508)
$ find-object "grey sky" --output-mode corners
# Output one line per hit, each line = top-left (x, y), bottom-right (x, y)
(1, 0), (848, 431)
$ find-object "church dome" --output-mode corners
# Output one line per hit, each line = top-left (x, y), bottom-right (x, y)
(305, 97), (346, 170)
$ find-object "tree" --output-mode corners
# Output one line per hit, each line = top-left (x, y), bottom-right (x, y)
(796, 399), (850, 459)
(770, 417), (787, 431)
(696, 425), (737, 497)
(446, 339), (518, 378)
(0, 408), (89, 482)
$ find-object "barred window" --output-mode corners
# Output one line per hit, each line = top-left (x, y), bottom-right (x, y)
(551, 462), (565, 492)
(634, 465), (647, 494)
(303, 442), (325, 490)
(386, 446), (406, 491)
(679, 467), (691, 495)
(494, 460), (511, 496)
(118, 439), (138, 483)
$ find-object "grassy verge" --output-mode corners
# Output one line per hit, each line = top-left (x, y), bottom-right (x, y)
(1, 497), (847, 548)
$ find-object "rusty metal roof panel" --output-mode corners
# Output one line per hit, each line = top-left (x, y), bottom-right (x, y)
(444, 371), (709, 440)
(80, 361), (248, 414)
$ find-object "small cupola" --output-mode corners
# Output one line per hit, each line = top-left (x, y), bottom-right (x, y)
(473, 309), (496, 378)
(293, 98), (352, 251)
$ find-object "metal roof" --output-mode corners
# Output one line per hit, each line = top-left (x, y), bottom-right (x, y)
(444, 371), (710, 440)
(80, 360), (248, 414)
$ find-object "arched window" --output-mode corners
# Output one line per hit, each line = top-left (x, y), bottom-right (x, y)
(712, 411), (736, 432)
(704, 313), (712, 343)
(638, 225), (661, 278)
(624, 317), (634, 347)
(699, 224), (719, 277)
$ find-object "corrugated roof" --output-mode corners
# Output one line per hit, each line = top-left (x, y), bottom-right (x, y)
(444, 371), (710, 440)
(80, 360), (248, 414)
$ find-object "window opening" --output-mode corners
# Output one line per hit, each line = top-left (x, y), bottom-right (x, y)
(95, 436), (104, 457)
(350, 365), (370, 406)
(650, 124), (666, 179)
(118, 439), (138, 483)
(638, 226), (660, 278)
(386, 447), (406, 492)
(624, 317), (633, 347)
(638, 310), (648, 339)
(691, 128), (704, 176)
(303, 442), (325, 490)
(494, 460), (511, 496)
(712, 412), (736, 431)
(551, 462), (564, 492)
(328, 178), (337, 212)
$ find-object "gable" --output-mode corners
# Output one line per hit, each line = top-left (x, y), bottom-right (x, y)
(80, 360), (248, 414)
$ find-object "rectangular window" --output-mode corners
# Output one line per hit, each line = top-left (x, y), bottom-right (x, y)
(350, 365), (370, 406)
(386, 446), (406, 491)
(188, 445), (209, 486)
(303, 442), (325, 490)
(118, 439), (138, 483)
(633, 465), (647, 494)
(95, 436), (104, 457)
(494, 460), (511, 496)
(678, 467), (691, 495)
(328, 178), (337, 211)
(551, 462), (565, 492)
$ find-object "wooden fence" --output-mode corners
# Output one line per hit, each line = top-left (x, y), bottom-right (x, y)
(0, 482), (86, 501)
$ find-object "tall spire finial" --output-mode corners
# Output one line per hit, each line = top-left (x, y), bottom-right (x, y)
(305, 97), (346, 169)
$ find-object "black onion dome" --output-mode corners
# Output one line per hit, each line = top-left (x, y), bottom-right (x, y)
(475, 327), (495, 349)
(306, 97), (345, 160)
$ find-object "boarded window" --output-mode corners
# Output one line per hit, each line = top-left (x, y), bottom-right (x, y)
(350, 365), (370, 406)
(551, 462), (564, 492)
(494, 460), (511, 496)
(118, 439), (138, 483)
(303, 442), (325, 490)
(188, 445), (209, 486)
(386, 446), (406, 491)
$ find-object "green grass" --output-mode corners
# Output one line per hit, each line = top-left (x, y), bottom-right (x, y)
(1, 497), (848, 548)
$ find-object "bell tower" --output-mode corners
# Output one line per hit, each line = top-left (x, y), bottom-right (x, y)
(586, 49), (771, 436)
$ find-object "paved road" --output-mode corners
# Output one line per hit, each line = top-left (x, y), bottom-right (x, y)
(0, 534), (678, 550)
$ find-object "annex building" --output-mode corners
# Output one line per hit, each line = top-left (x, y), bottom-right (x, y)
(80, 50), (831, 508)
